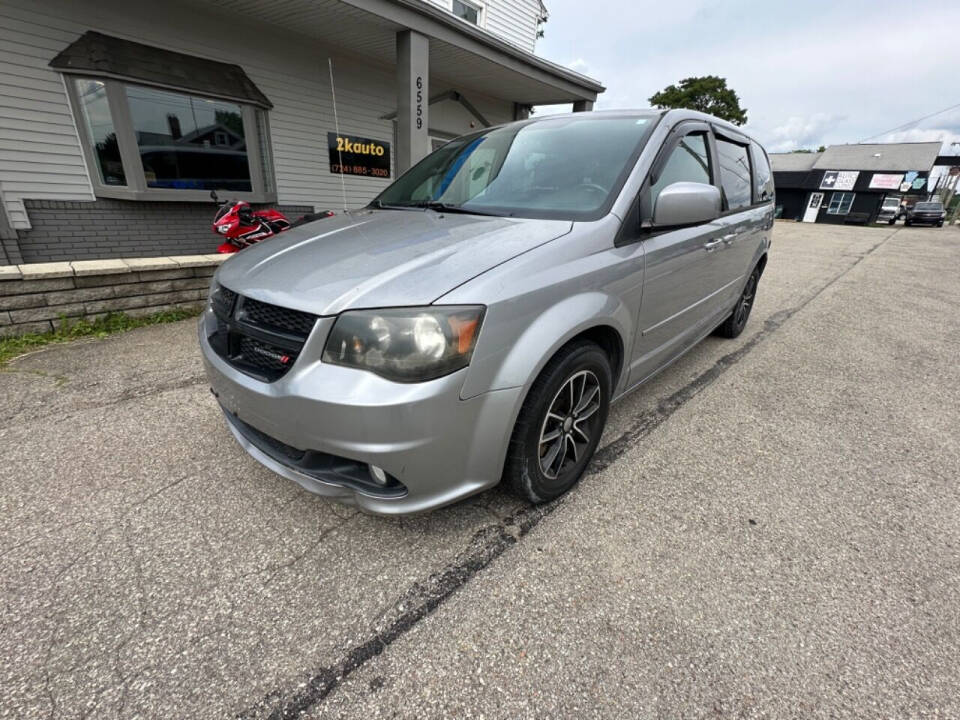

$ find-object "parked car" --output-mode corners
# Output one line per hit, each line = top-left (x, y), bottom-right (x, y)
(905, 201), (946, 227)
(199, 109), (774, 514)
(877, 196), (901, 225)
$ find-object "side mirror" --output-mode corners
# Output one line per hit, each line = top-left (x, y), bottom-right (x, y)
(653, 181), (721, 227)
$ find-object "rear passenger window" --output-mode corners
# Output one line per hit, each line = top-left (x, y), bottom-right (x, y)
(716, 138), (752, 211)
(650, 133), (711, 208)
(751, 141), (774, 202)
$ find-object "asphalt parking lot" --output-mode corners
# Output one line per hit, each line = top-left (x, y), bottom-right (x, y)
(2, 222), (959, 719)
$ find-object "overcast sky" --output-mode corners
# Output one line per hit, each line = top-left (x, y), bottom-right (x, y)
(534, 0), (960, 154)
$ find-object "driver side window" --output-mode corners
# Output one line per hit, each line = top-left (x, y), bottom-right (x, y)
(650, 133), (711, 208)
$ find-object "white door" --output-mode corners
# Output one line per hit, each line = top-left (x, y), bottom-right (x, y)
(802, 192), (823, 222)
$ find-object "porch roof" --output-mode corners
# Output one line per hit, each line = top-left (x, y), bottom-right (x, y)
(193, 0), (604, 105)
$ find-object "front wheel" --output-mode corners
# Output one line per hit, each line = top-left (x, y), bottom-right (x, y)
(503, 340), (612, 504)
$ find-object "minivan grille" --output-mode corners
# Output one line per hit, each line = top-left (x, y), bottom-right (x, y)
(240, 297), (318, 336)
(208, 285), (317, 382)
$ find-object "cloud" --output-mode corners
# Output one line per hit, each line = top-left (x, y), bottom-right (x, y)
(876, 128), (960, 153)
(534, 0), (960, 150)
(767, 114), (846, 153)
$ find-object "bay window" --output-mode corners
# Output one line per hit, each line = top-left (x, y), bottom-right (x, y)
(67, 78), (273, 201)
(54, 32), (275, 202)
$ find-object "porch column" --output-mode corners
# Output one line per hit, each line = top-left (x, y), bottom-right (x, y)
(572, 100), (594, 112)
(396, 30), (430, 173)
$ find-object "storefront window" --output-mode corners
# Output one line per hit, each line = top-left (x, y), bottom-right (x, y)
(74, 79), (126, 186)
(827, 192), (855, 215)
(125, 86), (252, 192)
(67, 78), (272, 201)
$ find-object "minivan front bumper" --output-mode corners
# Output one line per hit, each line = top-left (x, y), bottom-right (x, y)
(198, 309), (522, 514)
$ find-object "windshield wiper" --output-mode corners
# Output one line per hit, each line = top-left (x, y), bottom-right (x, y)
(417, 201), (505, 217)
(372, 199), (506, 217)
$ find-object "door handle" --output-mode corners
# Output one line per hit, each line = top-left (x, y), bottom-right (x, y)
(721, 232), (740, 245)
(703, 239), (724, 251)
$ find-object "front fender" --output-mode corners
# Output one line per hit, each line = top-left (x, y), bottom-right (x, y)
(460, 291), (633, 400)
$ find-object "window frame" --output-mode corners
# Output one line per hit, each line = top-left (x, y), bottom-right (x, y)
(750, 141), (774, 204)
(450, 0), (485, 27)
(826, 191), (856, 215)
(618, 119), (718, 246)
(64, 76), (276, 203)
(647, 130), (714, 212)
(714, 134), (753, 213)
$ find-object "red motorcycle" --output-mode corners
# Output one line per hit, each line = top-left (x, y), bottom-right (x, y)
(211, 191), (334, 253)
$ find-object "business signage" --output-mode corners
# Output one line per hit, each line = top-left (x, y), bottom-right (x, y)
(820, 170), (859, 191)
(869, 173), (903, 190)
(328, 132), (391, 178)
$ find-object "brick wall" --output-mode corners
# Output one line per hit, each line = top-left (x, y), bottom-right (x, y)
(15, 199), (316, 263)
(0, 256), (226, 337)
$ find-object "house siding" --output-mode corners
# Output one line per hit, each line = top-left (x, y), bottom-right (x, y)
(484, 0), (541, 52)
(422, 0), (541, 52)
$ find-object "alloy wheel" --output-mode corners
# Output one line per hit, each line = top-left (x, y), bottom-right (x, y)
(538, 370), (602, 480)
(734, 273), (757, 328)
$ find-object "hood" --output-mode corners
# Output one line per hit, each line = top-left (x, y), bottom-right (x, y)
(216, 208), (572, 315)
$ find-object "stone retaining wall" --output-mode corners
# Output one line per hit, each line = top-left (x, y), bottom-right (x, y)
(0, 255), (228, 337)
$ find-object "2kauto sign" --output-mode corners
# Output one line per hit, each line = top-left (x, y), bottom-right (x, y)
(328, 132), (391, 178)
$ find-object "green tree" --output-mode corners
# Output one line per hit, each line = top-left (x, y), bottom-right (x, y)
(648, 76), (748, 125)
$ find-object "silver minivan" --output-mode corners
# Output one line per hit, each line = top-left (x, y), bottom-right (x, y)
(200, 109), (774, 514)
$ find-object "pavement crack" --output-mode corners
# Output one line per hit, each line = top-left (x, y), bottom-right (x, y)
(131, 474), (191, 507)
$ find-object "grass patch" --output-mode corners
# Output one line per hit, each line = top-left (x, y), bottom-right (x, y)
(0, 306), (201, 366)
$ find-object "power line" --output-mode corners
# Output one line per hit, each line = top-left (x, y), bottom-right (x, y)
(858, 101), (960, 143)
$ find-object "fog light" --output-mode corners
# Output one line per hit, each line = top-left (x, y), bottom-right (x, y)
(368, 464), (388, 486)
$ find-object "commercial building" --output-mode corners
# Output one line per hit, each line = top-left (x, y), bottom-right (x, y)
(0, 0), (602, 265)
(771, 142), (941, 224)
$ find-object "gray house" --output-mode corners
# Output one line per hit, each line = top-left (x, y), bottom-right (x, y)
(0, 0), (602, 265)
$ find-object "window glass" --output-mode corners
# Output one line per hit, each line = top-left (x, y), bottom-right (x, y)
(452, 0), (480, 24)
(376, 114), (656, 220)
(74, 79), (126, 186)
(650, 133), (710, 208)
(751, 141), (773, 202)
(126, 85), (252, 191)
(826, 192), (855, 215)
(716, 138), (752, 210)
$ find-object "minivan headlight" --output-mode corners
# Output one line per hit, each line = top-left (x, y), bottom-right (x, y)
(322, 306), (485, 382)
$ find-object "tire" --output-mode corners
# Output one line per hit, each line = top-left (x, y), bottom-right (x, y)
(937, 222), (943, 227)
(905, 220), (912, 226)
(888, 219), (895, 225)
(716, 266), (760, 339)
(502, 340), (612, 504)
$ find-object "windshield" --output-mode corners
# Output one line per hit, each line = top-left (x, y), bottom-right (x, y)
(915, 202), (943, 211)
(374, 113), (659, 220)
(882, 199), (899, 208)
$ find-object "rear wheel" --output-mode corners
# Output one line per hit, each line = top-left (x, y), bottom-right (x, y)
(503, 340), (611, 504)
(716, 267), (759, 339)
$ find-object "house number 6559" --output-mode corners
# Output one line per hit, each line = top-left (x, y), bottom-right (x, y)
(415, 76), (423, 129)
